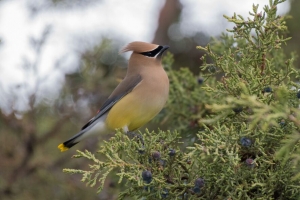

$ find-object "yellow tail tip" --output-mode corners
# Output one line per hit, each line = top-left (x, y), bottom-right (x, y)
(58, 143), (69, 152)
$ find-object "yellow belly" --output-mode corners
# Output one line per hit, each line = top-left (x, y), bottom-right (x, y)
(105, 92), (165, 131)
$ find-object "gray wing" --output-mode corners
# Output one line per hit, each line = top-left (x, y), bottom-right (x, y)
(80, 74), (142, 130)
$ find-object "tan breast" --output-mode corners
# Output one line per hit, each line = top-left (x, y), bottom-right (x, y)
(105, 66), (169, 131)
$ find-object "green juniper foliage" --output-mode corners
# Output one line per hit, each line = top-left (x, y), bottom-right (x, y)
(64, 0), (300, 199)
(159, 53), (215, 136)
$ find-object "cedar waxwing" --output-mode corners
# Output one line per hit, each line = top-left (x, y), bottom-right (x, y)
(58, 41), (169, 152)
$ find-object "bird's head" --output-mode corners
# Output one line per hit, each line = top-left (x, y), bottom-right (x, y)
(120, 41), (169, 60)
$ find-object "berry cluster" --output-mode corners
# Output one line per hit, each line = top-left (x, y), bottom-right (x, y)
(139, 147), (206, 198)
(193, 178), (205, 194)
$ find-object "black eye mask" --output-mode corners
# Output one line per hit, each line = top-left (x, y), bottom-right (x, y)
(140, 46), (163, 57)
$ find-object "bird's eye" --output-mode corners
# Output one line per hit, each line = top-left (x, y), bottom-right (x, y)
(142, 52), (154, 57)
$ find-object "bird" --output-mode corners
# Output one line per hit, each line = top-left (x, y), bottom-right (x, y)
(58, 41), (170, 152)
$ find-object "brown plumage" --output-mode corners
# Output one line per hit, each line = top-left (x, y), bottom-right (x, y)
(107, 42), (169, 130)
(58, 41), (169, 152)
(120, 41), (159, 53)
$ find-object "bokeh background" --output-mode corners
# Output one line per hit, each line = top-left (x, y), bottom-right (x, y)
(0, 0), (298, 199)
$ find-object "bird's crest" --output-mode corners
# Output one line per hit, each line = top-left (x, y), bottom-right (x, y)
(120, 41), (158, 54)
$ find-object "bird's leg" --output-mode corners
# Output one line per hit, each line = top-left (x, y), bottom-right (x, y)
(123, 126), (144, 146)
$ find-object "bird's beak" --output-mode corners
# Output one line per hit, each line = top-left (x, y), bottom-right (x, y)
(157, 45), (169, 58)
(162, 45), (169, 51)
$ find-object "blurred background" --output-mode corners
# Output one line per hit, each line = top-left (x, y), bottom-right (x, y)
(0, 0), (297, 199)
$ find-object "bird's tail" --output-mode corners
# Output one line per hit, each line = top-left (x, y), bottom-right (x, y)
(58, 130), (85, 152)
(58, 118), (107, 152)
